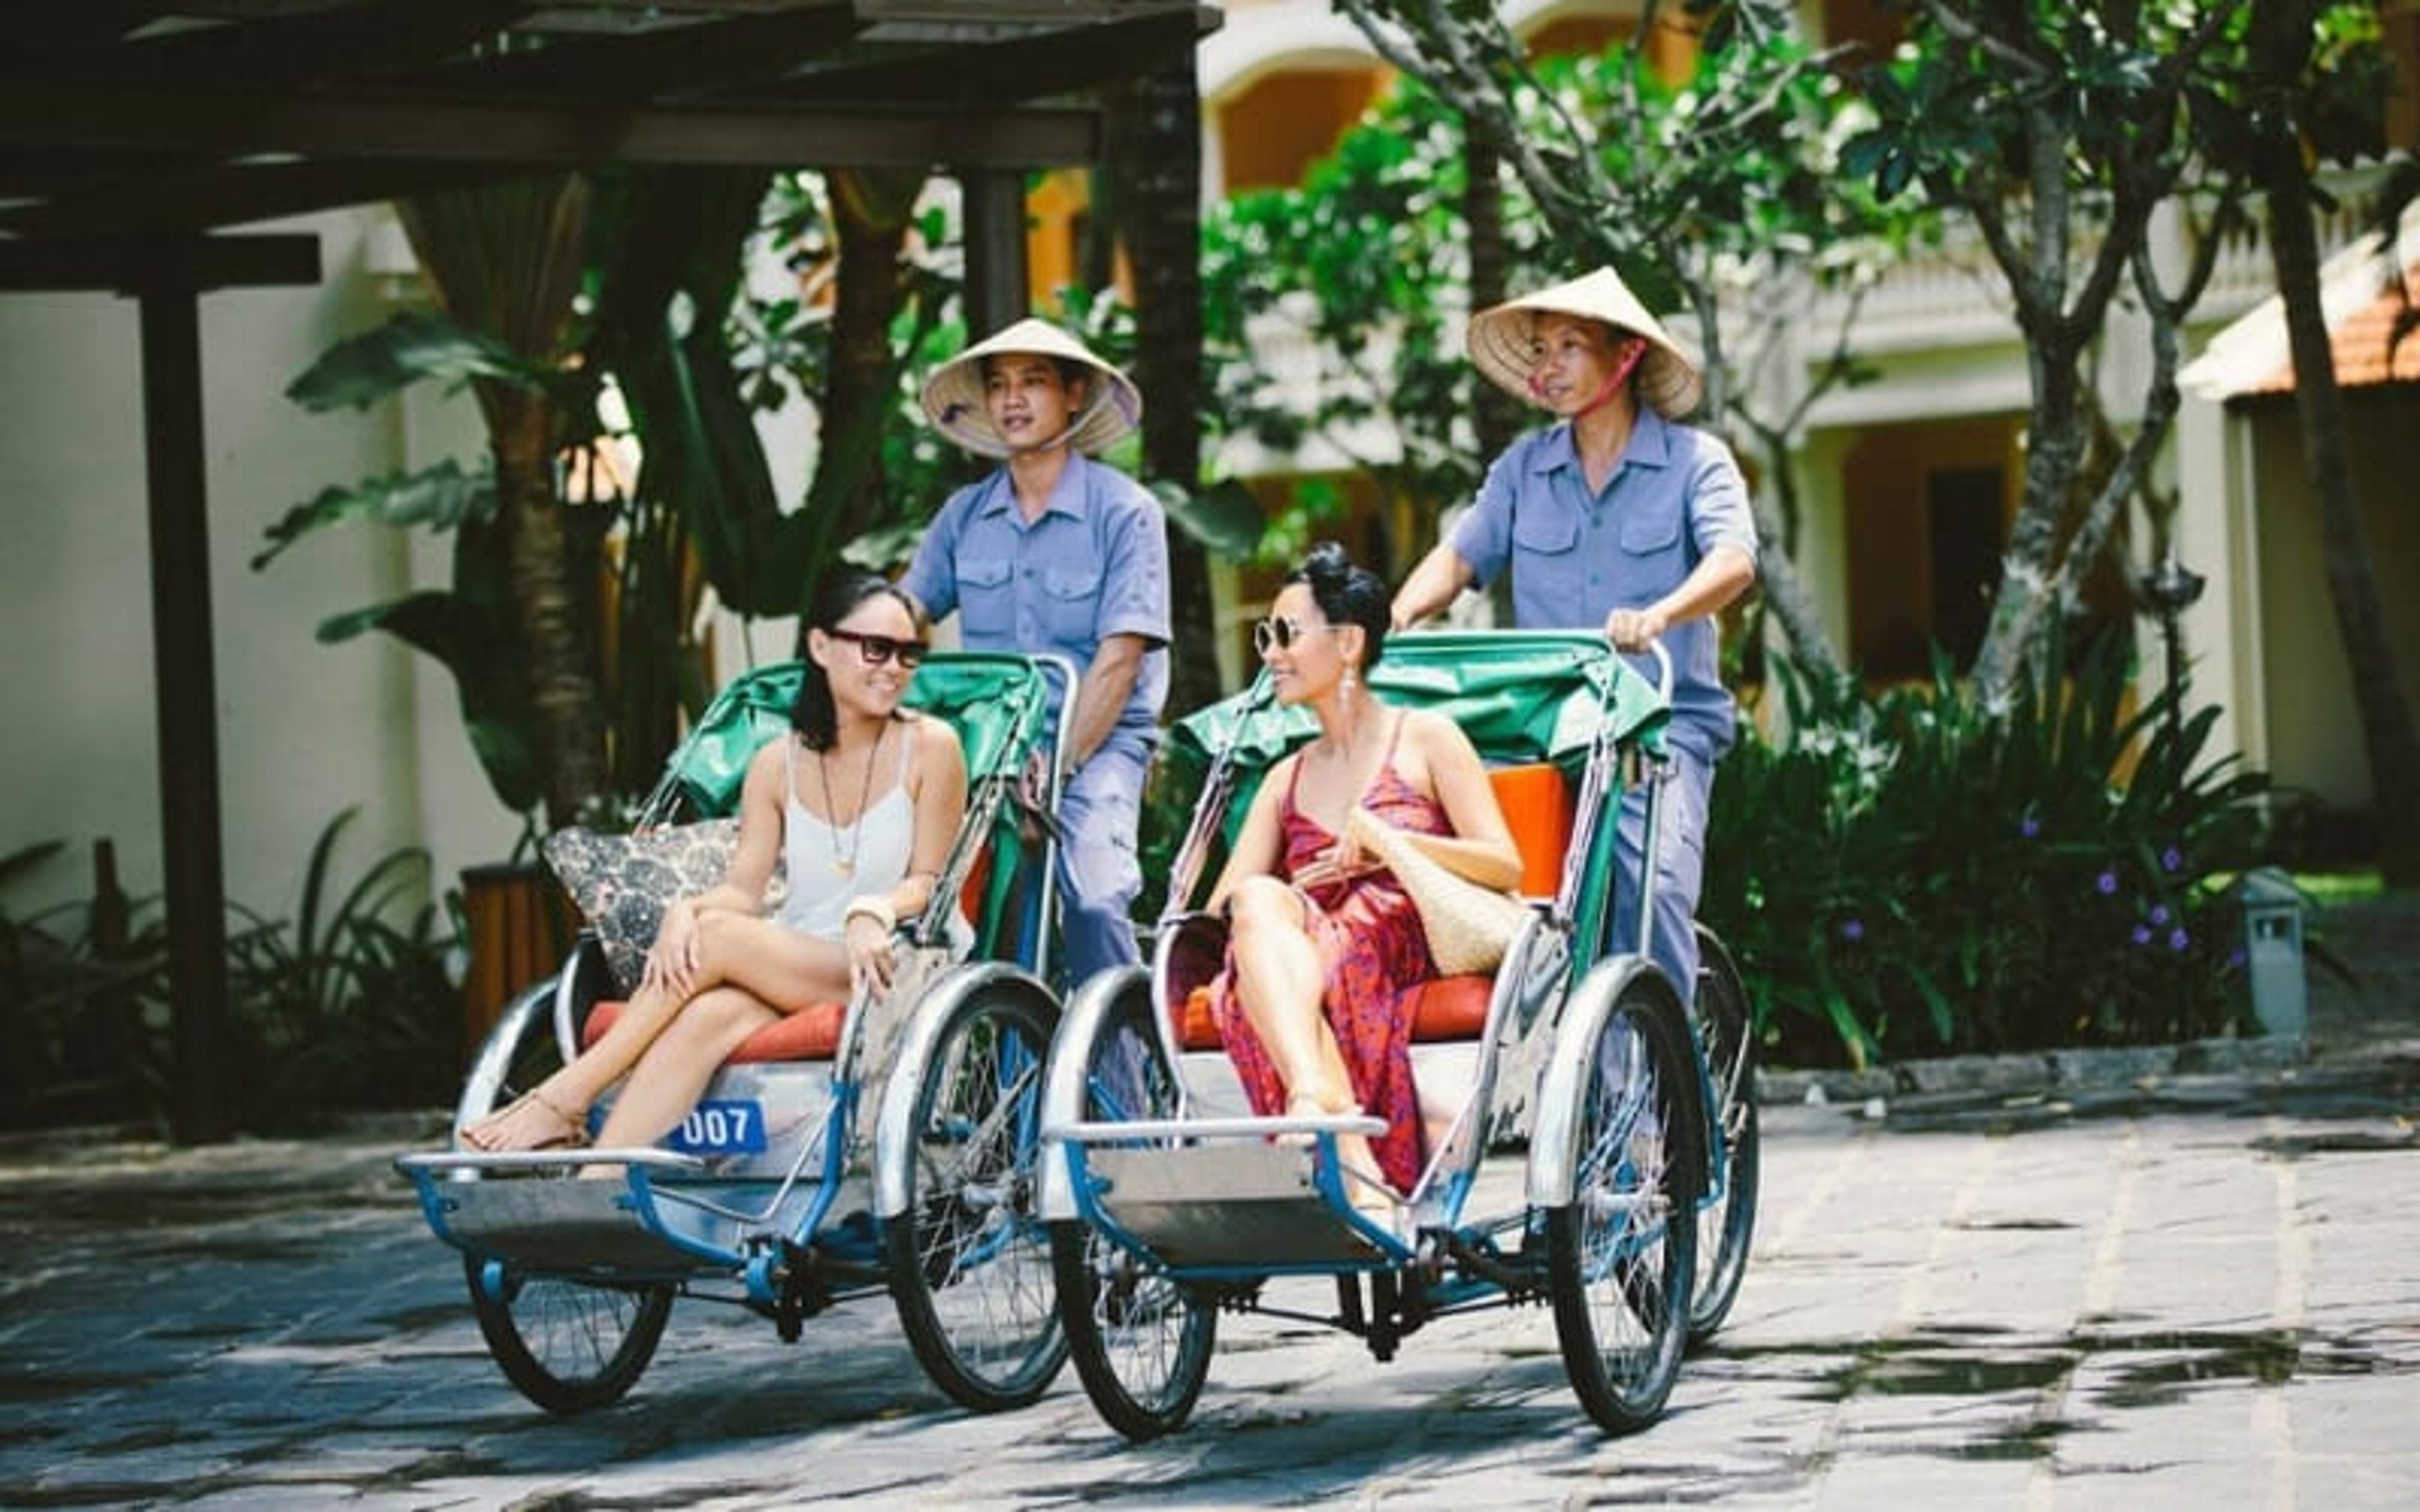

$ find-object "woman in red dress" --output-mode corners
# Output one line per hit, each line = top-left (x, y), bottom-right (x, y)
(1201, 543), (1520, 1211)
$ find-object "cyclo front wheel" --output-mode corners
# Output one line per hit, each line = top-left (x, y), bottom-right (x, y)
(1545, 966), (1697, 1434)
(1052, 990), (1216, 1441)
(884, 981), (1067, 1411)
(1688, 924), (1760, 1344)
(466, 1258), (674, 1414)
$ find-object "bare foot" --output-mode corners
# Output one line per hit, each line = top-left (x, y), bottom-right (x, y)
(460, 1087), (587, 1152)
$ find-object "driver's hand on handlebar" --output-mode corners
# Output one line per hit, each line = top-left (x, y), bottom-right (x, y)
(1602, 606), (1670, 653)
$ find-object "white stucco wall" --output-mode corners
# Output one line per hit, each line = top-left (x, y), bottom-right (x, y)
(0, 207), (506, 930)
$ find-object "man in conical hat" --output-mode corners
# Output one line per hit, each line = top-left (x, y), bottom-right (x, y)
(1389, 266), (1757, 996)
(899, 316), (1170, 983)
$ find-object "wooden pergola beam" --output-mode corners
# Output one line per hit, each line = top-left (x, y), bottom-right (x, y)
(0, 232), (321, 293)
(0, 87), (1101, 170)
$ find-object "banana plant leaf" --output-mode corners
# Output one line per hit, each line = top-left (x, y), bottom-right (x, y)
(282, 310), (546, 414)
(1151, 477), (1265, 558)
(251, 457), (494, 570)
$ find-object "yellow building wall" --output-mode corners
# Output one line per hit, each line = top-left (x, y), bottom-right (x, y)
(2246, 391), (2420, 813)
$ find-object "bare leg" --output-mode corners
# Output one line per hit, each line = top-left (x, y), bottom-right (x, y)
(583, 987), (777, 1167)
(463, 911), (851, 1153)
(1225, 878), (1391, 1205)
(1226, 878), (1354, 1110)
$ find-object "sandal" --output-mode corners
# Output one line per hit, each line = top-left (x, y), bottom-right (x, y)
(460, 1086), (589, 1153)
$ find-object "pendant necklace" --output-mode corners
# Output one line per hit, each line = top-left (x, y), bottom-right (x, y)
(816, 719), (888, 878)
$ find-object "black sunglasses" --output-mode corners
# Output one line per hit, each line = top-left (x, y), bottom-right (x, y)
(1252, 615), (1339, 655)
(828, 628), (928, 668)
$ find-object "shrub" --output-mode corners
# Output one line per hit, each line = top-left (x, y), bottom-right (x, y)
(1702, 638), (2274, 1068)
(0, 812), (463, 1134)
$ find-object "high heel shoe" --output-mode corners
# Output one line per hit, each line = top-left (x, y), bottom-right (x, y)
(460, 1086), (589, 1153)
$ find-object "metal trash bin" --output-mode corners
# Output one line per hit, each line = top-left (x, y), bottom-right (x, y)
(2237, 867), (2307, 1039)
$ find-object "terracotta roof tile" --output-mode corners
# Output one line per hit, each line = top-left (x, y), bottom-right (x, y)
(2244, 262), (2420, 394)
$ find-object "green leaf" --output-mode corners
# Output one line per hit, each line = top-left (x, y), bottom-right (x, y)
(284, 311), (544, 412)
(251, 458), (495, 570)
(1152, 478), (1266, 558)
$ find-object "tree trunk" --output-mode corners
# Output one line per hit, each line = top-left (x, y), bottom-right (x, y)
(492, 393), (607, 827)
(1108, 59), (1221, 719)
(1971, 337), (2089, 706)
(1463, 124), (1522, 463)
(826, 168), (924, 538)
(2251, 0), (2420, 883)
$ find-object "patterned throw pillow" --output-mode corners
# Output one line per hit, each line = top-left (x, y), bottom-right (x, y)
(541, 820), (785, 994)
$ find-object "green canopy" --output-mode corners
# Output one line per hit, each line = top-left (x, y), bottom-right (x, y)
(1169, 630), (1667, 781)
(648, 651), (1054, 822)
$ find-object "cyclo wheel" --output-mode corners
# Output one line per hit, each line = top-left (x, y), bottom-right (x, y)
(885, 981), (1067, 1412)
(1052, 990), (1216, 1441)
(1545, 967), (1697, 1434)
(465, 1257), (674, 1414)
(1688, 924), (1760, 1344)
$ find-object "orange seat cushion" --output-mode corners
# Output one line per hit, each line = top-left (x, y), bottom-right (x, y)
(1489, 762), (1572, 899)
(583, 998), (846, 1063)
(1176, 973), (1492, 1051)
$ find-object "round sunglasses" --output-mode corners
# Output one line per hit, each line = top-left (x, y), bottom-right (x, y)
(1252, 615), (1340, 655)
(827, 628), (929, 668)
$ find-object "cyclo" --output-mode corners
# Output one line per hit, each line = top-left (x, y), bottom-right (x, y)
(1037, 629), (1760, 1438)
(397, 650), (1077, 1414)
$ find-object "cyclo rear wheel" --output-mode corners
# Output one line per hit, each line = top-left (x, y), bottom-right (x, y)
(1688, 924), (1760, 1344)
(1052, 990), (1216, 1441)
(885, 981), (1067, 1411)
(1545, 966), (1697, 1434)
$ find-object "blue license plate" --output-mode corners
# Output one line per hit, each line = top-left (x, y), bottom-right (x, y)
(665, 1100), (767, 1156)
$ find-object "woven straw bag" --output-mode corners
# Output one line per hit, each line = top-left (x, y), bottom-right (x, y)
(1344, 805), (1528, 976)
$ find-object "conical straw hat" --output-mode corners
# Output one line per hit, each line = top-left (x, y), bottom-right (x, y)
(918, 317), (1143, 458)
(1466, 267), (1704, 421)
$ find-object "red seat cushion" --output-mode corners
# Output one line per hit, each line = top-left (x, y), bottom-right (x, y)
(582, 998), (846, 1063)
(1176, 973), (1492, 1051)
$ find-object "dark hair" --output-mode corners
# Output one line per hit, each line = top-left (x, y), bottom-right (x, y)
(1288, 541), (1391, 669)
(788, 571), (926, 750)
(980, 352), (1090, 391)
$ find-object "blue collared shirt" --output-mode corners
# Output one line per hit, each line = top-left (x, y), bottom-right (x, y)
(1449, 410), (1757, 758)
(900, 452), (1171, 740)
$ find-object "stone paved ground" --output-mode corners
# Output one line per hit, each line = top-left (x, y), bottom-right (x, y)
(1, 890), (2412, 1508)
(2, 1068), (2415, 1508)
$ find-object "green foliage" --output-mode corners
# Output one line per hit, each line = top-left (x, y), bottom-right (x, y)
(0, 814), (464, 1133)
(1201, 78), (1541, 529)
(1702, 639), (2277, 1068)
(220, 809), (464, 1128)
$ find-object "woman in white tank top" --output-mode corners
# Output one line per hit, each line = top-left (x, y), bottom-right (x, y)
(464, 574), (971, 1156)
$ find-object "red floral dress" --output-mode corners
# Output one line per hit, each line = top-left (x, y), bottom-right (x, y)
(1204, 733), (1449, 1193)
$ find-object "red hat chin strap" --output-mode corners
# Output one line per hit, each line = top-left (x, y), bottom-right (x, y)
(1529, 337), (1648, 417)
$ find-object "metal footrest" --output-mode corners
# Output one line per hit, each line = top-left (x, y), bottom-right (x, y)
(1089, 1142), (1392, 1266)
(424, 1178), (709, 1275)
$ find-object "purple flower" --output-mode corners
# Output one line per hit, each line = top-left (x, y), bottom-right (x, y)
(1841, 918), (1865, 943)
(2168, 927), (2190, 953)
(2228, 947), (2248, 969)
(2132, 925), (2153, 947)
(2096, 870), (2119, 896)
(2150, 904), (2171, 926)
(2020, 814), (2043, 839)
(2162, 846), (2185, 874)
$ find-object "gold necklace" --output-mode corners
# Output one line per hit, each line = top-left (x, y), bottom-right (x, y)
(814, 719), (889, 878)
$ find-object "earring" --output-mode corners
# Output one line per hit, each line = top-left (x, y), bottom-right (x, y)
(1342, 664), (1358, 699)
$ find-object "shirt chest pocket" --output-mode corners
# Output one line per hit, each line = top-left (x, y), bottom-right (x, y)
(1041, 566), (1101, 643)
(1511, 507), (1580, 558)
(1618, 494), (1685, 557)
(957, 556), (1015, 638)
